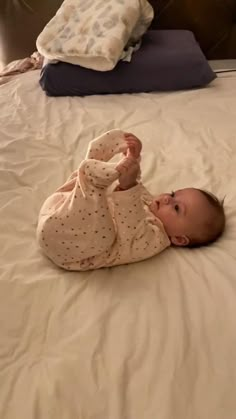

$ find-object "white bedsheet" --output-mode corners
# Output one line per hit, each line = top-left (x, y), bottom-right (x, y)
(0, 71), (236, 419)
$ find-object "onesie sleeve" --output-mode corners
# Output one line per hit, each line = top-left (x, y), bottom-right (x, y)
(111, 184), (170, 260)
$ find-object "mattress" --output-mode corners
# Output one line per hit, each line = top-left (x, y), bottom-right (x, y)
(0, 70), (236, 419)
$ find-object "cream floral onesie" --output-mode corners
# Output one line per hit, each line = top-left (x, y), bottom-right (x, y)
(37, 129), (170, 271)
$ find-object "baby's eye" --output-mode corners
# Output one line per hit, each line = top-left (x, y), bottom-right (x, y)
(170, 191), (175, 197)
(174, 204), (179, 212)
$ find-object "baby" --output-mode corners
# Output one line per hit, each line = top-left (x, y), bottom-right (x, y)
(37, 129), (225, 271)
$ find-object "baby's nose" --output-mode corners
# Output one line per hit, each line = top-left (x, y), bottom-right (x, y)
(163, 195), (170, 205)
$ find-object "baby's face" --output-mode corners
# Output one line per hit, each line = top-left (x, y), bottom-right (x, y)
(149, 188), (211, 246)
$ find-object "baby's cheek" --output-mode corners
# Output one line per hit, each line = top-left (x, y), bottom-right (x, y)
(161, 210), (175, 231)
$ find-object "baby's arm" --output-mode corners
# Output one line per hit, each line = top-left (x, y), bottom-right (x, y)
(112, 155), (170, 259)
(112, 184), (169, 254)
(115, 155), (140, 191)
(111, 185), (170, 260)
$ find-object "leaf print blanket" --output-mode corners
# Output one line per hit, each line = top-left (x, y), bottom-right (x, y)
(36, 0), (154, 71)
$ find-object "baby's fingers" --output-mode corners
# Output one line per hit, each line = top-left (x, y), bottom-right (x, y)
(127, 146), (136, 158)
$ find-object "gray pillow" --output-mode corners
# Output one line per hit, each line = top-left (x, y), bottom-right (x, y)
(40, 30), (216, 96)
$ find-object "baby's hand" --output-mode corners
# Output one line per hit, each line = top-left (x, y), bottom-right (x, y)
(123, 133), (142, 159)
(116, 156), (140, 190)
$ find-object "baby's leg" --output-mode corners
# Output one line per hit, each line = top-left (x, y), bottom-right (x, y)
(38, 158), (121, 269)
(52, 130), (125, 195)
(85, 129), (127, 162)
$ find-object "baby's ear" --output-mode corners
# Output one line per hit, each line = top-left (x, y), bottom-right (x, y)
(171, 235), (190, 246)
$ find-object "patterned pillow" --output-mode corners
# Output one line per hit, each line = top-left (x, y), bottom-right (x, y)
(36, 0), (154, 70)
(40, 30), (216, 96)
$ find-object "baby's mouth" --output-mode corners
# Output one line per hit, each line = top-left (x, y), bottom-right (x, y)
(156, 200), (160, 210)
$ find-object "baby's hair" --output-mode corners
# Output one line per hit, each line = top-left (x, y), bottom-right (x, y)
(187, 189), (226, 248)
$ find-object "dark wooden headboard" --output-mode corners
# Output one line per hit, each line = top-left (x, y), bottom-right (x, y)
(0, 0), (236, 67)
(149, 0), (236, 59)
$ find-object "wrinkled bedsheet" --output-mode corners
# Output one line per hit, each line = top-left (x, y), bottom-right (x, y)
(0, 71), (236, 419)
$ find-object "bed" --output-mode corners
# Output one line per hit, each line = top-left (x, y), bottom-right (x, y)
(1, 2), (236, 419)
